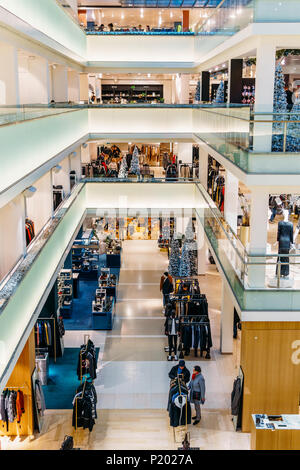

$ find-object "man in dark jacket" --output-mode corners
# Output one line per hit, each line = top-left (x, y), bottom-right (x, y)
(160, 271), (173, 311)
(169, 360), (190, 385)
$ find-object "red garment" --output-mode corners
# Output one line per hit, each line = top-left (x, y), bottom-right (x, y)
(192, 372), (199, 381)
(101, 161), (108, 173)
(16, 390), (25, 423)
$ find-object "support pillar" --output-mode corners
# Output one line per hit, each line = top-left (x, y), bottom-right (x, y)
(201, 71), (210, 102)
(177, 143), (193, 164)
(182, 10), (189, 32)
(220, 280), (234, 354)
(176, 74), (190, 104)
(224, 169), (239, 234)
(79, 73), (89, 103)
(228, 59), (243, 104)
(253, 39), (276, 152)
(0, 43), (19, 105)
(247, 187), (269, 288)
(68, 70), (80, 103)
(52, 65), (68, 103)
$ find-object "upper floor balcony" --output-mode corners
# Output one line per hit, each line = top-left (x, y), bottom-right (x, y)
(1, 0), (299, 70)
(0, 103), (299, 207)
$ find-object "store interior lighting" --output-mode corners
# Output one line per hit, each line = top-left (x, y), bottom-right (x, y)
(23, 186), (37, 198)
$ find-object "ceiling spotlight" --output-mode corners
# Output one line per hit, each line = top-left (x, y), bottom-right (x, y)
(147, 73), (151, 78)
(98, 73), (102, 78)
(53, 165), (62, 174)
(82, 143), (88, 149)
(70, 151), (77, 157)
(23, 186), (37, 198)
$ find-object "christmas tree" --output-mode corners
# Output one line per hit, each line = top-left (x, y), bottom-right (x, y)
(129, 146), (140, 175)
(118, 155), (128, 179)
(195, 80), (201, 103)
(184, 219), (197, 276)
(179, 241), (191, 277)
(272, 63), (287, 152)
(213, 81), (225, 104)
(286, 102), (300, 152)
(168, 237), (180, 277)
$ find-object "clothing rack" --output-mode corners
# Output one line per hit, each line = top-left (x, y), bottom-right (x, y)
(37, 317), (56, 363)
(80, 334), (90, 384)
(75, 377), (88, 431)
(0, 384), (30, 434)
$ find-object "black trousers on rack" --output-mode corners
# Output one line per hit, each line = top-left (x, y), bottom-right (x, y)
(168, 335), (177, 355)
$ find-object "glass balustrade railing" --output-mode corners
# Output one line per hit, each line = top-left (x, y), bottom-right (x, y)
(0, 105), (78, 126)
(0, 183), (84, 314)
(196, 183), (300, 297)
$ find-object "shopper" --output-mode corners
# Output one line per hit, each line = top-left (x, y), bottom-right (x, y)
(189, 366), (205, 425)
(164, 306), (179, 361)
(160, 271), (174, 309)
(108, 23), (114, 32)
(169, 359), (190, 384)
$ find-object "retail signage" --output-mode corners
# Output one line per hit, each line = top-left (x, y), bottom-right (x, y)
(291, 340), (300, 365)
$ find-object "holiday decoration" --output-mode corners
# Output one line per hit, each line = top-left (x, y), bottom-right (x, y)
(287, 102), (300, 152)
(118, 155), (128, 178)
(168, 237), (180, 277)
(184, 219), (198, 276)
(272, 63), (288, 152)
(129, 146), (141, 175)
(179, 241), (191, 277)
(195, 80), (201, 103)
(213, 81), (225, 104)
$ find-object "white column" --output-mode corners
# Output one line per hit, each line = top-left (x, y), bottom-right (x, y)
(196, 218), (207, 275)
(70, 147), (82, 181)
(198, 144), (208, 190)
(68, 70), (80, 103)
(176, 210), (192, 236)
(18, 54), (49, 104)
(0, 43), (19, 105)
(176, 74), (190, 104)
(80, 73), (89, 102)
(253, 39), (276, 152)
(52, 155), (71, 196)
(220, 280), (234, 354)
(52, 65), (68, 102)
(224, 169), (239, 234)
(177, 143), (193, 164)
(248, 187), (269, 287)
(81, 143), (91, 165)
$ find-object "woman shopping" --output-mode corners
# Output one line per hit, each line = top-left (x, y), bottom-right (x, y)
(189, 366), (205, 426)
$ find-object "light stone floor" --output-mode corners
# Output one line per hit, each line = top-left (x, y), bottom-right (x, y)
(0, 239), (250, 450)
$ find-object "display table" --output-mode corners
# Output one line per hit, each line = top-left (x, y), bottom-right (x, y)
(251, 414), (300, 450)
(106, 253), (121, 268)
(92, 298), (115, 330)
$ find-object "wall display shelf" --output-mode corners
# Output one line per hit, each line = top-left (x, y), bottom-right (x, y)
(102, 84), (163, 104)
(57, 269), (73, 318)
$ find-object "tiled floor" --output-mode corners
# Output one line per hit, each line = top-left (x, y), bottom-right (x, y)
(0, 239), (250, 450)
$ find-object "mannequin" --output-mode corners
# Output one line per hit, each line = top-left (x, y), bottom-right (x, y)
(165, 305), (180, 361)
(276, 209), (294, 277)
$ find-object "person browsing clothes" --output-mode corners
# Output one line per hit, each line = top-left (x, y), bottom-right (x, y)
(160, 271), (174, 311)
(189, 365), (205, 425)
(168, 359), (190, 385)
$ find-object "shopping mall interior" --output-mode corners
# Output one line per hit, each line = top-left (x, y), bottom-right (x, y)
(0, 0), (300, 454)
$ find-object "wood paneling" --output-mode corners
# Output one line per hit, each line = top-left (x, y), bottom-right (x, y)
(0, 331), (35, 436)
(241, 322), (300, 433)
(251, 419), (300, 450)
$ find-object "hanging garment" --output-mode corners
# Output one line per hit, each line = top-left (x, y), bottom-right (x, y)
(277, 220), (294, 277)
(167, 379), (191, 428)
(16, 391), (25, 423)
(25, 219), (35, 246)
(77, 339), (97, 381)
(231, 377), (242, 416)
(72, 381), (97, 432)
